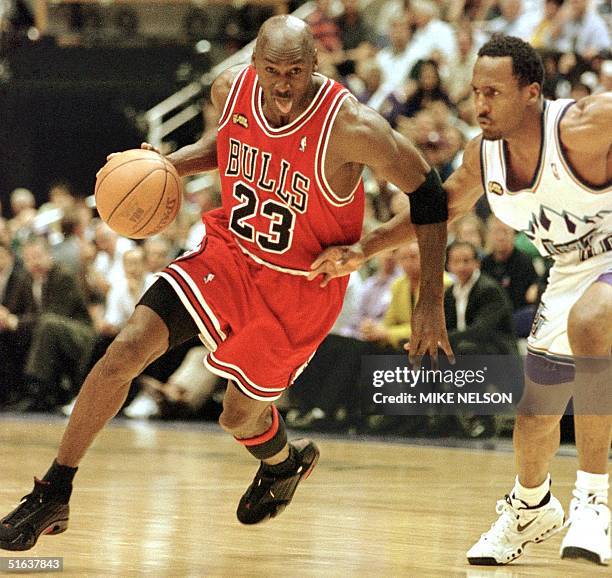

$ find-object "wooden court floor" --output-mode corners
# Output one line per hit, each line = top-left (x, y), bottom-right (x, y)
(0, 415), (608, 577)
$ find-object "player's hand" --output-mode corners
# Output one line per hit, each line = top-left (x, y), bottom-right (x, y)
(105, 142), (160, 163)
(404, 297), (454, 369)
(308, 243), (365, 287)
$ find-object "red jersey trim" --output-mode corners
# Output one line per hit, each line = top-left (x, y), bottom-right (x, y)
(315, 90), (361, 207)
(218, 66), (250, 131)
(205, 352), (286, 400)
(251, 72), (333, 138)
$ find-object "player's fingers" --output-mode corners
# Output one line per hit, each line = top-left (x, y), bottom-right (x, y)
(319, 273), (332, 288)
(141, 142), (155, 150)
(105, 152), (121, 162)
(310, 248), (339, 270)
(439, 338), (456, 365)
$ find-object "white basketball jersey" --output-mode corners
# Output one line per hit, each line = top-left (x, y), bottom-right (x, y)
(481, 99), (612, 270)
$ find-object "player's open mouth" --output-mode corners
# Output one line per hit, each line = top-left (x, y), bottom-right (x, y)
(274, 96), (293, 115)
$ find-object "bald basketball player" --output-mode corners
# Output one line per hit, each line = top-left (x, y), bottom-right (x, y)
(0, 15), (451, 551)
(311, 35), (611, 566)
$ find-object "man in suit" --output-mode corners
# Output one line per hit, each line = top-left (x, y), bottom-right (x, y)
(2, 236), (96, 411)
(0, 239), (33, 404)
(445, 241), (517, 355)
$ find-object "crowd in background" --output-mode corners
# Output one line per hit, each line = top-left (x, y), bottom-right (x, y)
(0, 0), (610, 438)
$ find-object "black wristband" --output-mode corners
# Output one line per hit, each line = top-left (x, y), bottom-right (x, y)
(407, 168), (448, 225)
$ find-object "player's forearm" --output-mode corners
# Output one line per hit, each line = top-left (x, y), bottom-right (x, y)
(357, 209), (416, 259)
(167, 131), (218, 176)
(414, 221), (447, 301)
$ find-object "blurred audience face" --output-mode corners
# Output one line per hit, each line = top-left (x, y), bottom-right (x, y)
(10, 188), (35, 216)
(487, 217), (515, 259)
(569, 0), (587, 18)
(455, 214), (485, 249)
(22, 238), (53, 279)
(122, 247), (146, 281)
(49, 183), (75, 211)
(456, 27), (473, 58)
(544, 0), (563, 19)
(418, 61), (440, 91)
(397, 242), (420, 281)
(447, 244), (479, 286)
(500, 0), (522, 21)
(94, 222), (118, 254)
(388, 16), (411, 52)
(341, 0), (360, 16)
(144, 237), (172, 273)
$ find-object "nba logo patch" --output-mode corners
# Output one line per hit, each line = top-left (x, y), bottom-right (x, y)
(488, 181), (504, 196)
(299, 136), (307, 152)
(232, 113), (248, 128)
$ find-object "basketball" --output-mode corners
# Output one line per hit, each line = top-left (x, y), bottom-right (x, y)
(95, 149), (182, 239)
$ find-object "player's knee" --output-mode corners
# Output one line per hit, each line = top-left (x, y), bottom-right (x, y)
(568, 302), (609, 355)
(218, 405), (254, 434)
(515, 413), (560, 436)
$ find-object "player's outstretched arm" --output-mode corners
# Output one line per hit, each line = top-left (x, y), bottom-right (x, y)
(166, 67), (242, 176)
(335, 100), (451, 361)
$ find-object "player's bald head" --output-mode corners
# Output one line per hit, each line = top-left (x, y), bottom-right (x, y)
(255, 15), (315, 62)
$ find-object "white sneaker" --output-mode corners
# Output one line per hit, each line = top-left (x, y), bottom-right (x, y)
(560, 492), (611, 565)
(123, 392), (159, 419)
(467, 493), (565, 565)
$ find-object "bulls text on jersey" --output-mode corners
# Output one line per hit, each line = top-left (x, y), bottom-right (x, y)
(225, 138), (309, 214)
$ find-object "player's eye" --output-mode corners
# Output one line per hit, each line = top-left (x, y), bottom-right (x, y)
(291, 68), (302, 76)
(265, 67), (277, 74)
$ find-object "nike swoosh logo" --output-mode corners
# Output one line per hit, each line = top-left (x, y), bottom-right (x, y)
(517, 518), (537, 532)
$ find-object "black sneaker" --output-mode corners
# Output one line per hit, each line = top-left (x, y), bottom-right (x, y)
(0, 478), (69, 551)
(237, 438), (319, 525)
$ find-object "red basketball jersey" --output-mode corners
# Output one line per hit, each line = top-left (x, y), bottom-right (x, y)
(213, 65), (365, 272)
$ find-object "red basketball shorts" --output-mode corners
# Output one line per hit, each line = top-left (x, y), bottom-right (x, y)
(157, 223), (347, 401)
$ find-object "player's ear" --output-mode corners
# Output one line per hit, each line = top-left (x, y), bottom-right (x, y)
(526, 82), (540, 105)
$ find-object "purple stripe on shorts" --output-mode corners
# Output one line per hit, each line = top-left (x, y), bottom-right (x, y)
(596, 271), (612, 286)
(526, 351), (575, 385)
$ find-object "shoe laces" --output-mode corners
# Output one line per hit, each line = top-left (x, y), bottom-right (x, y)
(2, 478), (48, 527)
(481, 495), (523, 542)
(564, 490), (608, 529)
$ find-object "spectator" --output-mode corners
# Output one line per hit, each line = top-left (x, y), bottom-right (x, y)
(445, 241), (517, 355)
(8, 187), (36, 251)
(483, 0), (541, 41)
(399, 59), (454, 120)
(7, 236), (96, 412)
(531, 0), (565, 49)
(444, 24), (479, 104)
(409, 0), (458, 67)
(0, 239), (31, 404)
(88, 221), (135, 298)
(368, 14), (417, 111)
(306, 0), (342, 55)
(451, 212), (487, 254)
(481, 216), (540, 337)
(143, 236), (173, 275)
(549, 0), (611, 61)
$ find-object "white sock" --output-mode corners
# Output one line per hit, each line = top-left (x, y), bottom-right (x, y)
(513, 474), (551, 507)
(575, 470), (609, 504)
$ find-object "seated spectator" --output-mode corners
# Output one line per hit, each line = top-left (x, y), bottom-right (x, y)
(531, 0), (565, 49)
(334, 0), (376, 77)
(0, 239), (31, 405)
(549, 0), (611, 61)
(409, 0), (458, 65)
(398, 59), (454, 121)
(306, 0), (342, 55)
(481, 216), (540, 337)
(450, 212), (487, 255)
(8, 187), (36, 251)
(482, 0), (540, 40)
(143, 236), (173, 275)
(444, 24), (479, 104)
(367, 14), (417, 111)
(88, 221), (135, 299)
(445, 241), (517, 355)
(6, 236), (96, 412)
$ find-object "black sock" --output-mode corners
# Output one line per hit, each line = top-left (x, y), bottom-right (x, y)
(41, 459), (78, 502)
(263, 446), (297, 476)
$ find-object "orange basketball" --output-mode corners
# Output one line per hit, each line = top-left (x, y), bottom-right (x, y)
(95, 149), (182, 239)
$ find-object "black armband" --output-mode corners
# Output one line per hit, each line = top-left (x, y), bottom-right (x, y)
(406, 168), (448, 224)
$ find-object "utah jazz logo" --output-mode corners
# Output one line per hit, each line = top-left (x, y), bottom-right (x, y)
(488, 181), (504, 196)
(233, 113), (248, 129)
